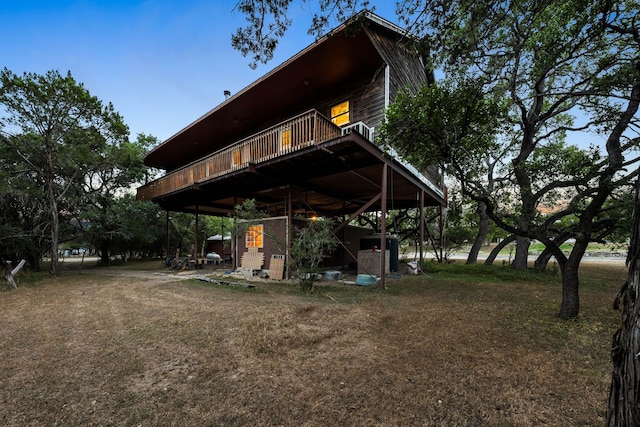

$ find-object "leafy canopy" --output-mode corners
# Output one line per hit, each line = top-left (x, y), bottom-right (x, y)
(378, 80), (508, 173)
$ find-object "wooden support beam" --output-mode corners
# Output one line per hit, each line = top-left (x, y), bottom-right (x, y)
(420, 190), (425, 266)
(287, 186), (293, 279)
(332, 193), (382, 234)
(166, 210), (170, 259)
(380, 164), (388, 289)
(194, 206), (199, 261)
(232, 196), (237, 271)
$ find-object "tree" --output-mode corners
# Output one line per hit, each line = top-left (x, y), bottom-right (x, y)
(464, 154), (502, 265)
(78, 133), (157, 264)
(380, 73), (638, 317)
(0, 140), (51, 270)
(289, 217), (338, 291)
(394, 0), (615, 274)
(606, 0), (640, 421)
(198, 216), (233, 256)
(378, 81), (509, 265)
(0, 69), (129, 275)
(441, 186), (489, 262)
(382, 0), (640, 318)
(82, 195), (166, 262)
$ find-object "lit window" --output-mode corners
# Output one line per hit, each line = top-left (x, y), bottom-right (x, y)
(246, 224), (263, 248)
(331, 100), (350, 126)
(281, 128), (291, 151)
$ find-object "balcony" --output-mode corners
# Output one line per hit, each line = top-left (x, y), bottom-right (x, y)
(138, 110), (342, 201)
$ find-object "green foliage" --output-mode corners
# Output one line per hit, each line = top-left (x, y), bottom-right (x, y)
(443, 189), (481, 248)
(84, 133), (156, 195)
(393, 1), (638, 291)
(0, 69), (159, 270)
(78, 133), (159, 263)
(232, 0), (371, 68)
(378, 81), (507, 173)
(81, 194), (166, 261)
(201, 216), (233, 239)
(231, 199), (268, 222)
(289, 217), (338, 291)
(0, 68), (134, 273)
(230, 198), (269, 244)
(0, 139), (50, 267)
(198, 216), (233, 257)
(166, 212), (196, 257)
(232, 0), (294, 69)
(444, 224), (475, 248)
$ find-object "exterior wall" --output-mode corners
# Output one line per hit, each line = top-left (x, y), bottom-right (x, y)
(365, 28), (429, 100)
(226, 69), (387, 149)
(269, 29), (427, 138)
(313, 70), (387, 133)
(365, 28), (443, 192)
(236, 217), (288, 272)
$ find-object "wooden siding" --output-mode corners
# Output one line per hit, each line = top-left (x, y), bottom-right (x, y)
(138, 110), (340, 201)
(365, 28), (443, 191)
(236, 217), (288, 273)
(314, 70), (386, 135)
(365, 29), (428, 100)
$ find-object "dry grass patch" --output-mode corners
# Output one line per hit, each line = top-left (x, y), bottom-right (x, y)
(0, 261), (624, 425)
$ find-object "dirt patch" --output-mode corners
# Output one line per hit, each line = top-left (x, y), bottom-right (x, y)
(0, 262), (622, 425)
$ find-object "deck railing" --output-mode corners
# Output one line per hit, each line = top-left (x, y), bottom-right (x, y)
(138, 110), (341, 201)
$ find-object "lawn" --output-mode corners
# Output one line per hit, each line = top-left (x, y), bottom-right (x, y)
(0, 260), (626, 426)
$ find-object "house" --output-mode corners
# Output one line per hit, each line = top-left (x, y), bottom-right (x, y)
(137, 11), (446, 285)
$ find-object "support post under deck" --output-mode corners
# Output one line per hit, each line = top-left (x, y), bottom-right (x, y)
(419, 190), (425, 266)
(380, 164), (388, 289)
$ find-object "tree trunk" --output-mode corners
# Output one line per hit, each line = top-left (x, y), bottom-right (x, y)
(5, 262), (17, 289)
(558, 237), (589, 319)
(607, 178), (640, 424)
(466, 201), (489, 265)
(512, 235), (531, 270)
(484, 234), (516, 265)
(48, 172), (59, 275)
(558, 257), (580, 319)
(45, 142), (60, 276)
(50, 199), (59, 275)
(27, 252), (41, 272)
(534, 235), (571, 272)
(511, 123), (536, 271)
(534, 248), (555, 272)
(100, 239), (110, 265)
(601, 74), (640, 420)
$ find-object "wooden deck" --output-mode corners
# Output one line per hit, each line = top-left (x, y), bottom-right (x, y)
(138, 110), (341, 201)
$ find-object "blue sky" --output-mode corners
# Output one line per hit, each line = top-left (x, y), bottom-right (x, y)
(2, 1), (606, 151)
(1, 1), (399, 143)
